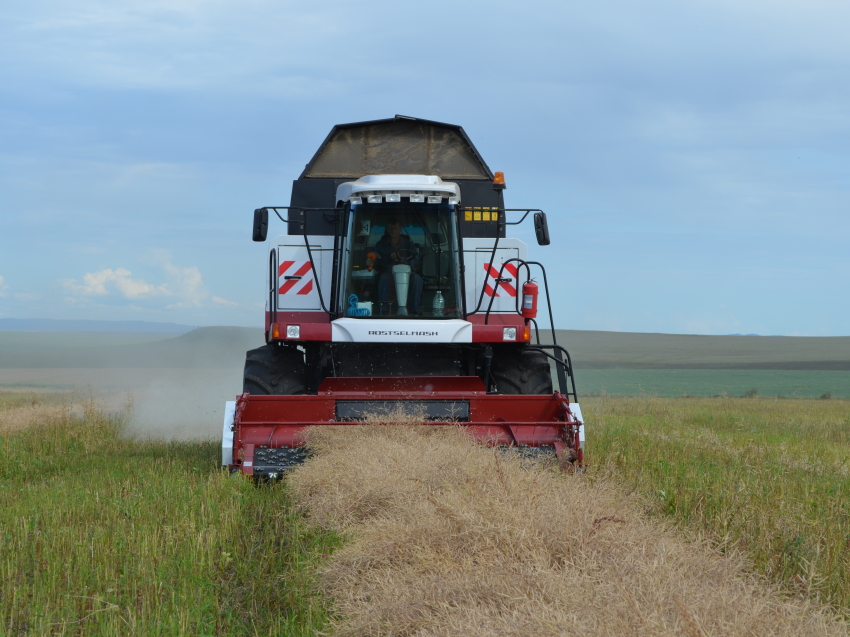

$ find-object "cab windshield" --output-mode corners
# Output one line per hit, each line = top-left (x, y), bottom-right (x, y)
(340, 202), (462, 319)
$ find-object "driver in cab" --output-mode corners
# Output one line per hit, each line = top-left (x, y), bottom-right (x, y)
(366, 218), (423, 314)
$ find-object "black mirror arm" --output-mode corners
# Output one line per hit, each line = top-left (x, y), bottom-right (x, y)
(252, 206), (298, 242)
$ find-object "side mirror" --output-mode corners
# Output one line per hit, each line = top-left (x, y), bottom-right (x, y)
(533, 212), (550, 246)
(253, 208), (269, 242)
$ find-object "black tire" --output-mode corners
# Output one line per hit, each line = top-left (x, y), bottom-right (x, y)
(243, 345), (306, 395)
(491, 347), (553, 395)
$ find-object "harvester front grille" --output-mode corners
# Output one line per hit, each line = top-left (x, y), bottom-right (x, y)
(335, 400), (470, 422)
(252, 446), (310, 477)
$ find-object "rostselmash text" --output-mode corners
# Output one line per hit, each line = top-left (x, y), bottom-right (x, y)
(367, 330), (439, 337)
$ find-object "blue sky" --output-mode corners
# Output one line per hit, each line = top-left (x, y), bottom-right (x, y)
(1, 0), (848, 334)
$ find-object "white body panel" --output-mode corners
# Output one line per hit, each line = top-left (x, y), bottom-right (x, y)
(274, 236), (529, 318)
(331, 318), (472, 343)
(463, 238), (528, 315)
(222, 400), (236, 467)
(569, 402), (585, 449)
(275, 236), (334, 312)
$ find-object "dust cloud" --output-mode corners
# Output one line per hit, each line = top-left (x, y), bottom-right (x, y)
(126, 367), (245, 440)
(0, 327), (264, 441)
(119, 327), (262, 440)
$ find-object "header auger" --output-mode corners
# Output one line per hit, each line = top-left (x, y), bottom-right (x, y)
(222, 115), (584, 477)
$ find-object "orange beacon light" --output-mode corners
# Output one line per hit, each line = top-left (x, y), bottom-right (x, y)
(367, 252), (377, 271)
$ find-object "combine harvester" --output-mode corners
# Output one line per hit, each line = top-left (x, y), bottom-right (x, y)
(223, 116), (584, 477)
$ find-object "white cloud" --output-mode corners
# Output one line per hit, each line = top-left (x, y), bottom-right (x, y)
(0, 275), (8, 296)
(58, 257), (209, 309)
(211, 296), (238, 308)
(60, 267), (163, 298)
(163, 262), (206, 308)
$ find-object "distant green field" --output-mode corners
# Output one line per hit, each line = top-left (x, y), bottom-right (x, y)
(0, 331), (173, 353)
(0, 327), (262, 369)
(554, 329), (850, 370)
(577, 369), (850, 399)
(1, 327), (848, 398)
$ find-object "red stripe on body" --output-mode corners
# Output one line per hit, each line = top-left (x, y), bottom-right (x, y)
(486, 264), (517, 296)
(279, 262), (314, 295)
(296, 279), (313, 295)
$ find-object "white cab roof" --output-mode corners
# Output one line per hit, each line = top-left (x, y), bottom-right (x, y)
(336, 175), (460, 203)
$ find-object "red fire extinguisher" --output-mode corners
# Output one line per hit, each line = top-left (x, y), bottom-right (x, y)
(521, 280), (538, 319)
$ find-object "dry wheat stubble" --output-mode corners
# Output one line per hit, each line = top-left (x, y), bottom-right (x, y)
(288, 424), (848, 637)
(0, 403), (81, 434)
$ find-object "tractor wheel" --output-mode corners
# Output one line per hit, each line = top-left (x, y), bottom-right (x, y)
(243, 345), (306, 395)
(491, 348), (553, 395)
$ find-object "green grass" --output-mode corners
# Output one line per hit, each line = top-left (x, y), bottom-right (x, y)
(577, 368), (850, 398)
(587, 396), (850, 611)
(0, 400), (340, 635)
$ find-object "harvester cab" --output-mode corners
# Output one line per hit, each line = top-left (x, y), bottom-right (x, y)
(337, 179), (463, 320)
(223, 116), (584, 478)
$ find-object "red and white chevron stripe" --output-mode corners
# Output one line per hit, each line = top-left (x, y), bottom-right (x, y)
(278, 261), (314, 296)
(483, 262), (518, 297)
